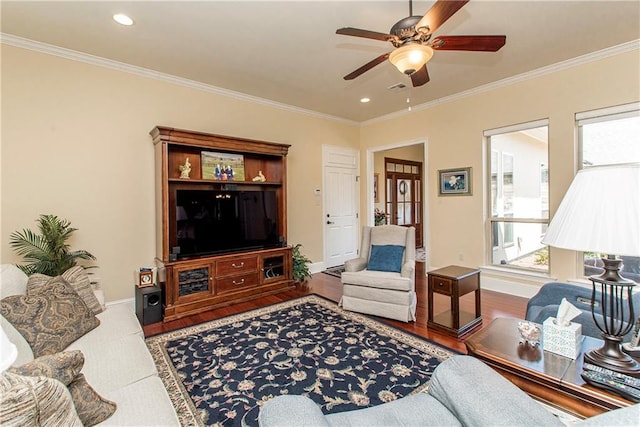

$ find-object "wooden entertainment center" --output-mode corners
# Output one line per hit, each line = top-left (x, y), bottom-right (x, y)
(150, 126), (294, 322)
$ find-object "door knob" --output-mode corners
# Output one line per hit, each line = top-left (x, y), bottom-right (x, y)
(327, 221), (334, 224)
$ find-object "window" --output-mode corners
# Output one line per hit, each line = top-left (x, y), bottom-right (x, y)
(577, 102), (640, 280)
(502, 153), (514, 247)
(485, 120), (549, 272)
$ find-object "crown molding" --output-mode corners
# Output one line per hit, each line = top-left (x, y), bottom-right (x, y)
(0, 33), (358, 127)
(2, 33), (638, 127)
(363, 39), (640, 126)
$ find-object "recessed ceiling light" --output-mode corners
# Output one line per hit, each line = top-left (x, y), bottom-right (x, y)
(113, 14), (134, 26)
(360, 98), (371, 103)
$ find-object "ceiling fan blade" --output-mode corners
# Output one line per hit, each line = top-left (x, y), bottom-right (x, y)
(343, 52), (391, 80)
(336, 27), (394, 42)
(410, 65), (430, 87)
(431, 35), (506, 51)
(416, 0), (469, 35)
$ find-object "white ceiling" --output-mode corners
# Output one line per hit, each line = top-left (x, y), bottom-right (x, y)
(2, 1), (639, 123)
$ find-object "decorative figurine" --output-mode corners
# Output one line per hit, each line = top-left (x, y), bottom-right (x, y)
(179, 158), (191, 179)
(252, 170), (266, 182)
(517, 321), (541, 346)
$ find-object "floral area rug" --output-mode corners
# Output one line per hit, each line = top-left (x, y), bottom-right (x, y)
(322, 265), (345, 277)
(146, 295), (455, 426)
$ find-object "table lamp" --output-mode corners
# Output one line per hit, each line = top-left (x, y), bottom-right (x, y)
(542, 163), (640, 376)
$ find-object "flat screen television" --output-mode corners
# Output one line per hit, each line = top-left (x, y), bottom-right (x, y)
(174, 189), (280, 259)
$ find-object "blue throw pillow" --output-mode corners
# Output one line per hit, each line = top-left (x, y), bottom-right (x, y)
(368, 245), (405, 273)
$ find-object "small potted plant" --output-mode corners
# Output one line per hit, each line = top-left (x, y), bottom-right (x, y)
(374, 208), (388, 226)
(292, 244), (312, 284)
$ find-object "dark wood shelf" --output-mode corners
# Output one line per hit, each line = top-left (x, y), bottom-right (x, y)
(167, 178), (282, 185)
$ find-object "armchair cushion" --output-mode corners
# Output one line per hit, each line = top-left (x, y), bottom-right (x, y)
(341, 271), (413, 292)
(368, 245), (405, 273)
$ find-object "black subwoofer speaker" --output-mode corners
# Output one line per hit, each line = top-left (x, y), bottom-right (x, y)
(135, 285), (163, 325)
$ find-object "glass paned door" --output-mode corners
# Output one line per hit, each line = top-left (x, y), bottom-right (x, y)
(384, 158), (423, 247)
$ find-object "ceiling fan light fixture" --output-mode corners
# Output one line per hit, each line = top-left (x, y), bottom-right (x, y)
(389, 44), (434, 75)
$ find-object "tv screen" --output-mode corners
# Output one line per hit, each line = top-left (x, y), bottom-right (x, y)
(174, 189), (279, 258)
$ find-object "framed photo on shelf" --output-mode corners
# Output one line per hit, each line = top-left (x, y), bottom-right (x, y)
(201, 151), (245, 181)
(438, 167), (472, 196)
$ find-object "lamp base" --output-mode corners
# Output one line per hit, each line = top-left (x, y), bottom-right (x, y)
(585, 257), (639, 377)
(584, 334), (640, 377)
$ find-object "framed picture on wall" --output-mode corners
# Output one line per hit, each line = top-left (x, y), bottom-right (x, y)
(374, 173), (379, 202)
(438, 167), (472, 196)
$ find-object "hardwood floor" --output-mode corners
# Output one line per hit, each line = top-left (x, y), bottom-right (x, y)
(143, 262), (529, 353)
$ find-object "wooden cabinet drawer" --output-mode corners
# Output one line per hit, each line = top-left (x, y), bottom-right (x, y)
(430, 276), (452, 295)
(216, 272), (259, 293)
(216, 256), (258, 276)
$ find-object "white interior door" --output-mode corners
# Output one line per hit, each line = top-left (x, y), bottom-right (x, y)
(323, 145), (359, 268)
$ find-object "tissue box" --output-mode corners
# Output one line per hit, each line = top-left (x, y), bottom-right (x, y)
(542, 317), (582, 359)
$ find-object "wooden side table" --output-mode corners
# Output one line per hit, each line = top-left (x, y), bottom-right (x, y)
(427, 265), (482, 337)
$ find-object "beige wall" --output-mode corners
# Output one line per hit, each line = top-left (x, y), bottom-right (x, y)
(360, 49), (640, 283)
(2, 43), (639, 302)
(0, 44), (359, 301)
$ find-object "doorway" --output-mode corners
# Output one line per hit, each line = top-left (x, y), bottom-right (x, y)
(384, 157), (423, 247)
(367, 140), (427, 258)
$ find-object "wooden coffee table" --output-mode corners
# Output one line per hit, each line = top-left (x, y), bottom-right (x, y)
(465, 317), (633, 418)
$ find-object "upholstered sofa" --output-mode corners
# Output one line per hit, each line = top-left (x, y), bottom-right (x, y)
(259, 355), (639, 426)
(0, 264), (179, 426)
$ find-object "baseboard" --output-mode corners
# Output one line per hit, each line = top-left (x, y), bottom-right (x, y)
(309, 262), (325, 274)
(314, 262), (549, 299)
(106, 297), (134, 309)
(427, 265), (548, 299)
(481, 276), (542, 299)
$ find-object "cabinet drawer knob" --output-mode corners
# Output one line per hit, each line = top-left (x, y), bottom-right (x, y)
(232, 262), (245, 268)
(438, 282), (444, 287)
(233, 279), (245, 285)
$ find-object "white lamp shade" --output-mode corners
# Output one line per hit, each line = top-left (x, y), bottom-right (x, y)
(0, 324), (18, 372)
(542, 163), (640, 256)
(389, 44), (434, 74)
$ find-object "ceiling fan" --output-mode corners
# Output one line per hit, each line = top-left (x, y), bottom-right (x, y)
(336, 0), (506, 87)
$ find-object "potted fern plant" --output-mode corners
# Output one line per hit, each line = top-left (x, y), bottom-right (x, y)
(292, 244), (312, 284)
(9, 214), (96, 275)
